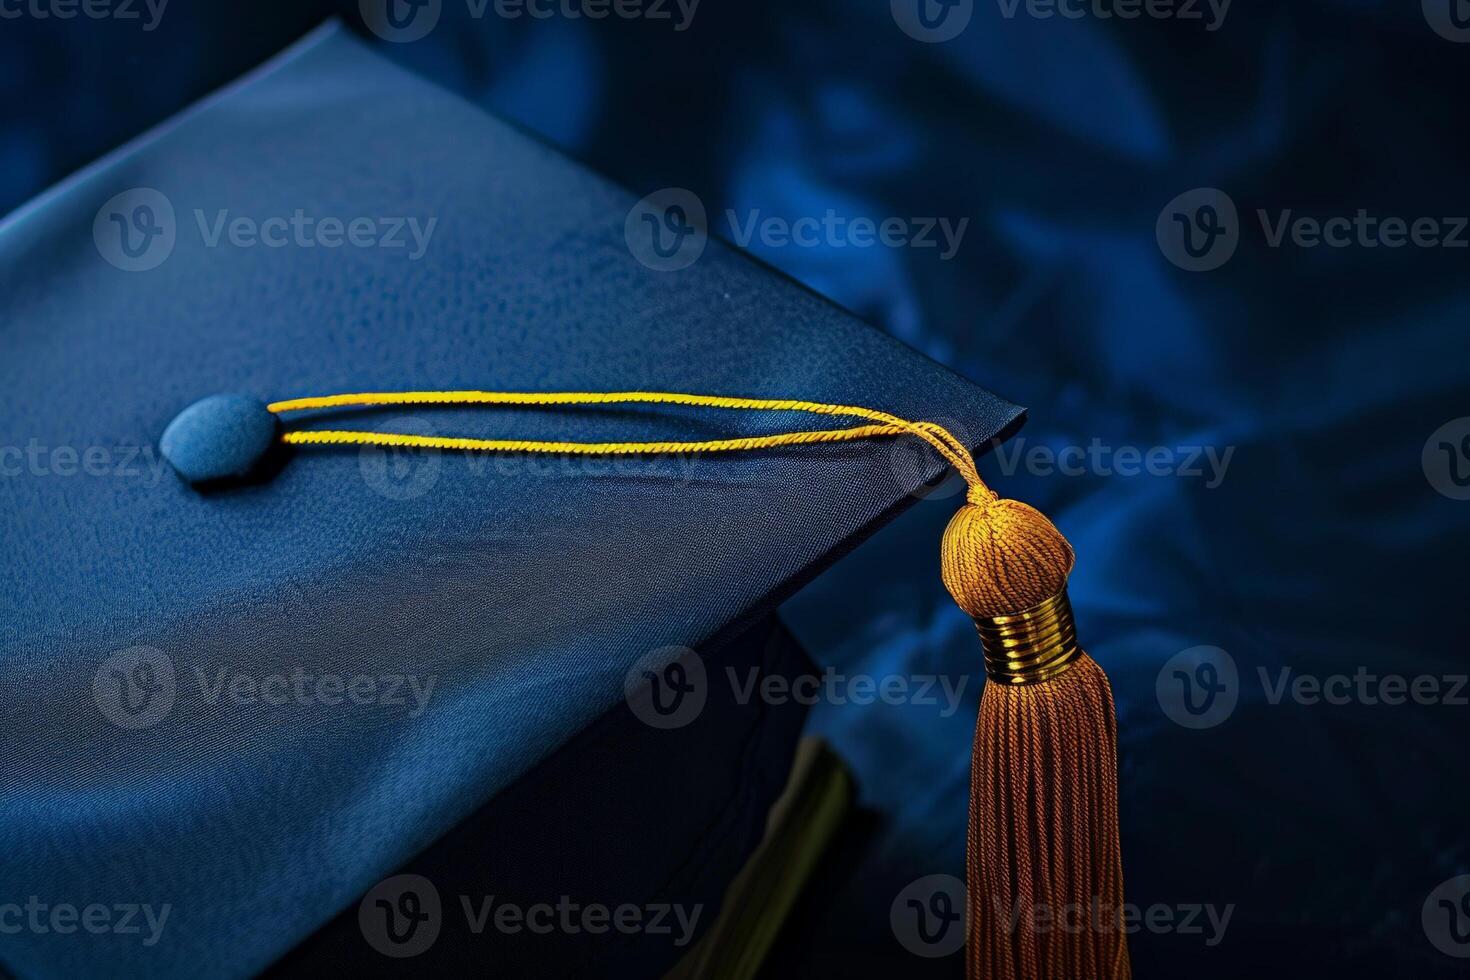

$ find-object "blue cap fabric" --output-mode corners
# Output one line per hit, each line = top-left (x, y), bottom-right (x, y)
(0, 21), (1022, 978)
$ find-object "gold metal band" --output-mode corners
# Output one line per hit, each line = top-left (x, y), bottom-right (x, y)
(973, 590), (1081, 685)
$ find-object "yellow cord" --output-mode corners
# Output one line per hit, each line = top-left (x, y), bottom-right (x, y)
(270, 390), (993, 501)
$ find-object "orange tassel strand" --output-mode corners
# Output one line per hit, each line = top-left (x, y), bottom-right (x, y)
(942, 491), (1129, 980)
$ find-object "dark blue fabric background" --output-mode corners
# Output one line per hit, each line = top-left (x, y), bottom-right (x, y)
(3, 3), (1468, 977)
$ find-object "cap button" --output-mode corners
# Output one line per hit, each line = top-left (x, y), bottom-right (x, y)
(160, 394), (280, 485)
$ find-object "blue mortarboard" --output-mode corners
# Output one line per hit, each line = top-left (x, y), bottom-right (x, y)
(0, 22), (1127, 980)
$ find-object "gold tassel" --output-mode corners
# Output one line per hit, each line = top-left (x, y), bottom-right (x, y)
(942, 488), (1130, 980)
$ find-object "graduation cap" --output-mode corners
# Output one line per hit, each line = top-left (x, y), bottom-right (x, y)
(0, 22), (1126, 980)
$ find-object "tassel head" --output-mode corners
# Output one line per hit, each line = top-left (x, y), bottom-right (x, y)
(940, 492), (1075, 620)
